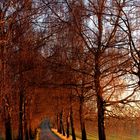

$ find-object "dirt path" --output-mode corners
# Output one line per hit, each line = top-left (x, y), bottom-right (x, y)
(39, 119), (61, 140)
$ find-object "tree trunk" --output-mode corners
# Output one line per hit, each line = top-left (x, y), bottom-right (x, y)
(5, 119), (12, 140)
(70, 106), (76, 140)
(94, 68), (106, 140)
(25, 127), (29, 140)
(24, 101), (30, 140)
(29, 125), (34, 139)
(97, 95), (106, 140)
(28, 119), (34, 139)
(94, 52), (106, 140)
(59, 112), (62, 134)
(24, 119), (29, 140)
(57, 113), (61, 133)
(5, 113), (12, 140)
(79, 99), (87, 140)
(62, 123), (65, 136)
(60, 111), (65, 136)
(66, 116), (70, 138)
(18, 68), (25, 140)
(18, 93), (23, 140)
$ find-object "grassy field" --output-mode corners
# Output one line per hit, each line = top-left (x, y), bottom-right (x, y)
(53, 129), (140, 140)
(85, 132), (140, 140)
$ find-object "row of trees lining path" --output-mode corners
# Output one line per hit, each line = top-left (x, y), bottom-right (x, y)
(0, 0), (140, 140)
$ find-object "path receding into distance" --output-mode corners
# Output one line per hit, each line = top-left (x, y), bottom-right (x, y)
(39, 119), (62, 140)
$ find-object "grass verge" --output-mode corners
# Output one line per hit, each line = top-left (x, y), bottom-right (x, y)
(51, 129), (81, 140)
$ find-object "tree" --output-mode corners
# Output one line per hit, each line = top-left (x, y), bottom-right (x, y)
(123, 0), (140, 87)
(40, 1), (139, 140)
(0, 0), (43, 139)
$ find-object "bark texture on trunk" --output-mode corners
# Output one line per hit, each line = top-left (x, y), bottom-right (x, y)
(97, 96), (106, 140)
